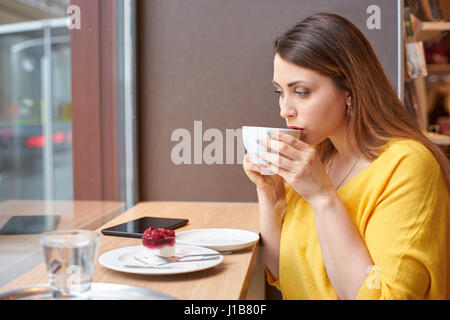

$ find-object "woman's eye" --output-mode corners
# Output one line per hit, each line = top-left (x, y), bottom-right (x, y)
(294, 90), (309, 96)
(274, 89), (308, 97)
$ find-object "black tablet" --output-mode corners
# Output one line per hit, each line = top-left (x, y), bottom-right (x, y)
(100, 216), (189, 238)
(0, 215), (61, 235)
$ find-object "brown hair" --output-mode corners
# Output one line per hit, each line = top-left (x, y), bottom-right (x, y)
(274, 13), (450, 193)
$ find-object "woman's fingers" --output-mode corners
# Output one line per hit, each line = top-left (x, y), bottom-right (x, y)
(256, 149), (284, 169)
(244, 153), (268, 175)
(255, 130), (313, 182)
(243, 153), (257, 171)
(243, 153), (275, 188)
(257, 149), (292, 177)
(257, 137), (297, 170)
(258, 131), (308, 160)
(258, 137), (295, 161)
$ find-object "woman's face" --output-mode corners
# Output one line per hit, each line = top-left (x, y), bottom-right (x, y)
(273, 53), (349, 145)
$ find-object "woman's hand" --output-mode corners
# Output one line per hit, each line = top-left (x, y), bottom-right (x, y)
(243, 152), (285, 200)
(256, 131), (335, 206)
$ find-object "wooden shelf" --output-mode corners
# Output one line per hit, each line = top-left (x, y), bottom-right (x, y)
(424, 132), (450, 145)
(427, 64), (450, 72)
(411, 15), (450, 42)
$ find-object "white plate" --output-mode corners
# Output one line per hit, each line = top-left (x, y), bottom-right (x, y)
(98, 244), (223, 275)
(175, 228), (259, 252)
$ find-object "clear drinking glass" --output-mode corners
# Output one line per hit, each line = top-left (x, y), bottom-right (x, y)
(39, 229), (100, 299)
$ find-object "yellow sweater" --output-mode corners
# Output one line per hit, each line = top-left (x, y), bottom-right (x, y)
(266, 138), (450, 299)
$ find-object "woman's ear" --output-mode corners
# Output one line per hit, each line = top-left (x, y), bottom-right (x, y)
(345, 92), (354, 117)
(346, 93), (352, 107)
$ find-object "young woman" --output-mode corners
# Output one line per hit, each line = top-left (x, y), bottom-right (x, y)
(243, 13), (450, 300)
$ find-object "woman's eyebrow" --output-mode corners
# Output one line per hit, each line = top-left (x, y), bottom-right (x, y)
(272, 80), (313, 87)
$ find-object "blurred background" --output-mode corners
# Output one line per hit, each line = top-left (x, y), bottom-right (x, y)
(404, 0), (450, 156)
(0, 0), (448, 207)
(0, 0), (72, 201)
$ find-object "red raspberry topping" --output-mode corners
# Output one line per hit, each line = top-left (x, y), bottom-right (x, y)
(142, 227), (175, 249)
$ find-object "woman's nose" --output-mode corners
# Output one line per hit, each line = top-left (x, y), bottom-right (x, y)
(280, 102), (296, 119)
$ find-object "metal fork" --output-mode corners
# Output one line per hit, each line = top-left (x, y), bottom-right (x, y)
(133, 255), (222, 267)
(155, 251), (232, 263)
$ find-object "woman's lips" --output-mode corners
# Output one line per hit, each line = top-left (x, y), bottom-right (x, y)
(288, 126), (304, 139)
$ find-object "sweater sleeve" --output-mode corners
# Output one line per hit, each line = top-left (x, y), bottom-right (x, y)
(356, 144), (449, 300)
(264, 264), (281, 290)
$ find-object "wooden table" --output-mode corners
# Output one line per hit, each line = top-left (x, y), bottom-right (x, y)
(1, 201), (264, 300)
(0, 200), (125, 287)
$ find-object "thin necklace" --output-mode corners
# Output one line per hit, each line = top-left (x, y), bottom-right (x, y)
(327, 152), (360, 190)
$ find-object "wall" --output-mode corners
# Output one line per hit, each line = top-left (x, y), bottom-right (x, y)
(137, 0), (401, 202)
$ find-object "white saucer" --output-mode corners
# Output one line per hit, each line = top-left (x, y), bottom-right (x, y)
(175, 228), (259, 252)
(98, 244), (223, 275)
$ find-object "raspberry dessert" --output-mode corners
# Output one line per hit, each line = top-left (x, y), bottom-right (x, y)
(142, 227), (176, 257)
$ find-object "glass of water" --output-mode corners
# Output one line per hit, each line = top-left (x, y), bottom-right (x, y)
(39, 229), (100, 300)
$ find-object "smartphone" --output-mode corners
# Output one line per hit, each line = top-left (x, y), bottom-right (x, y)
(0, 215), (61, 235)
(101, 216), (189, 238)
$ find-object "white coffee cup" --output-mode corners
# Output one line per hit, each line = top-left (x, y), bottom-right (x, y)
(242, 126), (302, 175)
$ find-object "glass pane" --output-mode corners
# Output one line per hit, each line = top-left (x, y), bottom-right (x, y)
(51, 28), (72, 200)
(0, 22), (72, 201)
